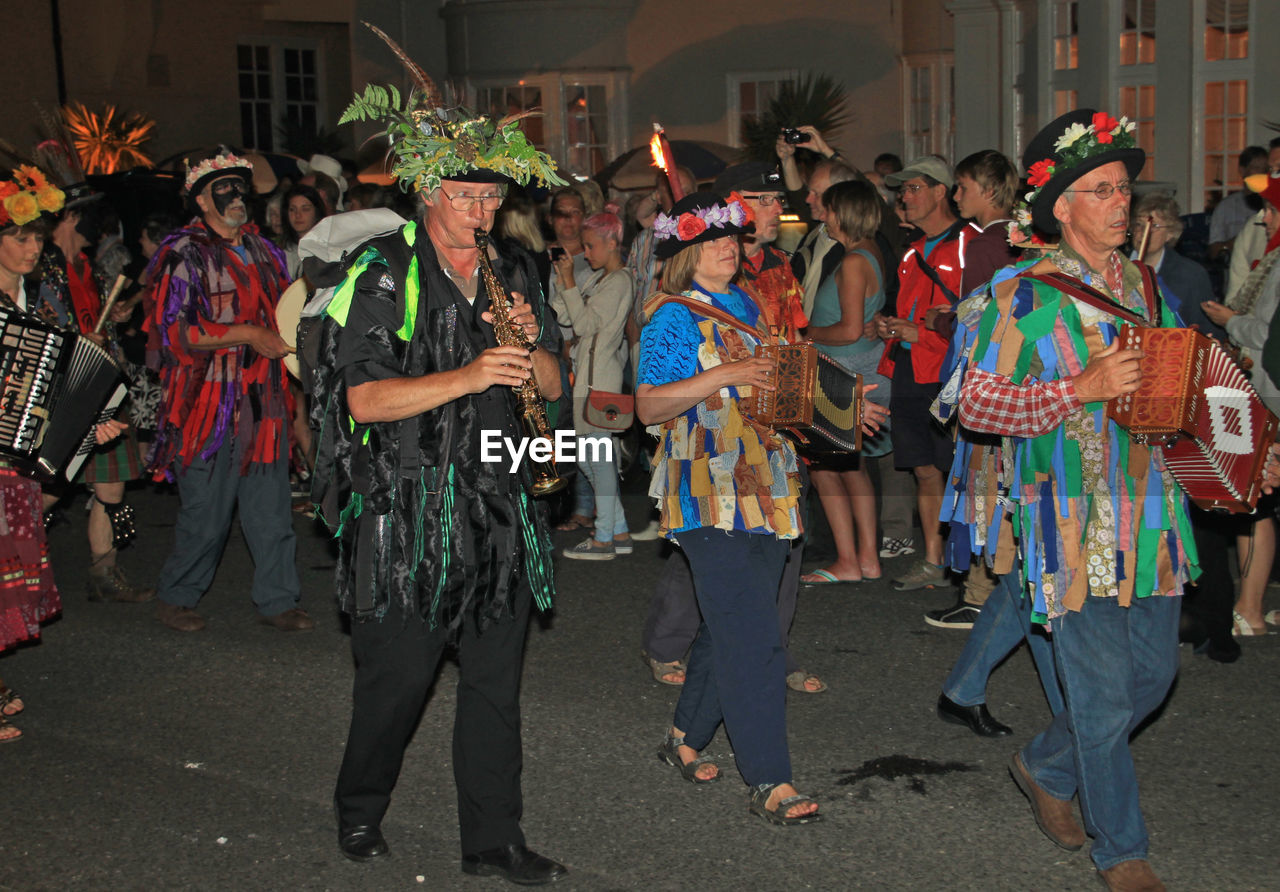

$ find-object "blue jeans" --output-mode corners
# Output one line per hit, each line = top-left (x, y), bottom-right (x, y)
(1020, 594), (1181, 870)
(156, 440), (300, 615)
(577, 435), (628, 542)
(674, 528), (792, 786)
(942, 572), (1064, 716)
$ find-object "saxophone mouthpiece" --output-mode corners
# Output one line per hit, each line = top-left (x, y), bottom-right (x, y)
(474, 228), (489, 249)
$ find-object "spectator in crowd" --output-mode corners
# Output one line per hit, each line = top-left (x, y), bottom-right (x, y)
(1202, 171), (1280, 639)
(281, 184), (328, 278)
(877, 157), (968, 591)
(1208, 146), (1268, 262)
(1131, 192), (1221, 338)
(922, 149), (1020, 629)
(549, 208), (633, 560)
(802, 179), (891, 587)
(1224, 138), (1280, 303)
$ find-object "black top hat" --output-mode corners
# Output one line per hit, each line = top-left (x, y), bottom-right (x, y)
(653, 192), (750, 260)
(1023, 109), (1145, 235)
(713, 162), (783, 197)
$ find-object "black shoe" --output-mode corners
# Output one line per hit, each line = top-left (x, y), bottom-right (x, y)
(338, 825), (389, 862)
(925, 600), (981, 629)
(461, 844), (568, 886)
(1195, 634), (1242, 664)
(936, 693), (1012, 737)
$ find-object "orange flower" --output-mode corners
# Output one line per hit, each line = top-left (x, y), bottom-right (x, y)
(15, 165), (48, 192)
(0, 181), (18, 200)
(4, 191), (40, 226)
(36, 186), (65, 213)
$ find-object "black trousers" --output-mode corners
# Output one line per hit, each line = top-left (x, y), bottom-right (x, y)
(334, 584), (532, 855)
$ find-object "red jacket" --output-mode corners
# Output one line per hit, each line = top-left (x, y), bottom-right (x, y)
(878, 221), (968, 384)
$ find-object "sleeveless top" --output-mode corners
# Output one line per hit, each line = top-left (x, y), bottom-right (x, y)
(809, 247), (885, 375)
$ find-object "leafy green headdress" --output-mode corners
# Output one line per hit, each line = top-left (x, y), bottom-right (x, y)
(340, 22), (566, 194)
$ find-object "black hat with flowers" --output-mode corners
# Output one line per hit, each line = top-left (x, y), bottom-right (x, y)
(1022, 108), (1145, 235)
(653, 192), (752, 259)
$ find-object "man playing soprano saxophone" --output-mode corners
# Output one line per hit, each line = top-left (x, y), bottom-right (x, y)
(324, 34), (568, 884)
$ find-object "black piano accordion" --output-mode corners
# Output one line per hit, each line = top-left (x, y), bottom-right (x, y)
(0, 305), (128, 481)
(742, 344), (864, 453)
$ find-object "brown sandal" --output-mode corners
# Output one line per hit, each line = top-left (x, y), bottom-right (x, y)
(0, 685), (23, 717)
(0, 715), (21, 743)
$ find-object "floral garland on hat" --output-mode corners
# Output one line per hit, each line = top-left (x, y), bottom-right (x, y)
(1005, 202), (1050, 248)
(1024, 112), (1138, 205)
(183, 150), (253, 194)
(0, 165), (66, 227)
(654, 192), (751, 246)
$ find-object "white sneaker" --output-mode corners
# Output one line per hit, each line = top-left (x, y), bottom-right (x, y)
(630, 519), (662, 541)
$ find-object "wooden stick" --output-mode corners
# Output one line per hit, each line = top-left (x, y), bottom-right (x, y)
(94, 274), (129, 334)
(1135, 216), (1154, 263)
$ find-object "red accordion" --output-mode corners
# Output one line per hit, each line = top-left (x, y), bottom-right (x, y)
(1107, 327), (1278, 513)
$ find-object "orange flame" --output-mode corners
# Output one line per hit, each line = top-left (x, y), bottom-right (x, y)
(649, 130), (668, 173)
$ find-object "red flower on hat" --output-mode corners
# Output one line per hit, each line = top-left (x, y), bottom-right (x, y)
(1092, 112), (1119, 143)
(677, 213), (708, 241)
(1027, 159), (1056, 188)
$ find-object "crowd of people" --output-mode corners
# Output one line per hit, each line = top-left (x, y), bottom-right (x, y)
(4, 36), (1280, 886)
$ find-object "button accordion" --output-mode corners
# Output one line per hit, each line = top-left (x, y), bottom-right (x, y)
(1107, 326), (1278, 513)
(742, 343), (864, 453)
(0, 305), (128, 481)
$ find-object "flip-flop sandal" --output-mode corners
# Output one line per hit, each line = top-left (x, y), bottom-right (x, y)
(657, 733), (720, 784)
(801, 569), (860, 586)
(0, 715), (21, 743)
(1232, 611), (1269, 637)
(641, 653), (686, 685)
(1266, 610), (1280, 627)
(0, 686), (23, 718)
(786, 671), (828, 694)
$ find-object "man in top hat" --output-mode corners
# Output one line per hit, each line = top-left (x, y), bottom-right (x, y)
(322, 60), (567, 884)
(144, 149), (311, 634)
(954, 109), (1195, 891)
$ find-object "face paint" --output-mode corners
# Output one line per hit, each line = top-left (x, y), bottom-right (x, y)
(210, 178), (248, 216)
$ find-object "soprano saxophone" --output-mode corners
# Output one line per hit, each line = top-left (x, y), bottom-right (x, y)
(474, 228), (567, 496)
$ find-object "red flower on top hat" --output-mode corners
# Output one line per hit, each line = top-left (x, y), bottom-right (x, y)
(1027, 159), (1056, 188)
(677, 213), (708, 241)
(1091, 112), (1120, 143)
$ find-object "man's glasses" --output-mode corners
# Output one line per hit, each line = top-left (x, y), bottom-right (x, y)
(439, 187), (506, 212)
(742, 194), (787, 207)
(1063, 181), (1133, 200)
(900, 183), (930, 194)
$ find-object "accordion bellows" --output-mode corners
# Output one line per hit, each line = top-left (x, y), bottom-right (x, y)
(742, 344), (863, 453)
(1107, 327), (1278, 513)
(0, 305), (127, 481)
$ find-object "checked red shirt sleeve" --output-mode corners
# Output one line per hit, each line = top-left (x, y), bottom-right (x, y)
(958, 366), (1083, 438)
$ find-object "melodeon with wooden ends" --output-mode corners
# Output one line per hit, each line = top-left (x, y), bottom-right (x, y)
(1107, 326), (1278, 513)
(742, 343), (864, 453)
(0, 305), (128, 481)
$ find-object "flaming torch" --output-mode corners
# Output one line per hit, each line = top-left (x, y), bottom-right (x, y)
(649, 123), (685, 202)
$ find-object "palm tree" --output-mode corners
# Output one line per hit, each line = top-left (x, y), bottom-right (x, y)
(741, 73), (850, 164)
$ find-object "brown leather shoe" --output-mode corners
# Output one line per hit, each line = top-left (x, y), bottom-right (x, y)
(157, 601), (206, 632)
(88, 567), (156, 603)
(1098, 859), (1166, 891)
(1009, 752), (1087, 851)
(259, 607), (315, 631)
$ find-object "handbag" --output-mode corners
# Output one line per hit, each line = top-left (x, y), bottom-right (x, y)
(582, 334), (634, 431)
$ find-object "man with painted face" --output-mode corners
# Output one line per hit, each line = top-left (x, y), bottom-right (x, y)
(144, 149), (311, 634)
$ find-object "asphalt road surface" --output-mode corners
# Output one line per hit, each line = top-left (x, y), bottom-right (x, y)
(2, 478), (1275, 891)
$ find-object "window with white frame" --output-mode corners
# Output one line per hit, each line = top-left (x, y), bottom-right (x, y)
(471, 73), (625, 176)
(1196, 0), (1252, 209)
(726, 71), (797, 148)
(236, 41), (321, 152)
(475, 82), (548, 152)
(1053, 0), (1079, 71)
(1116, 2), (1156, 180)
(903, 56), (954, 163)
